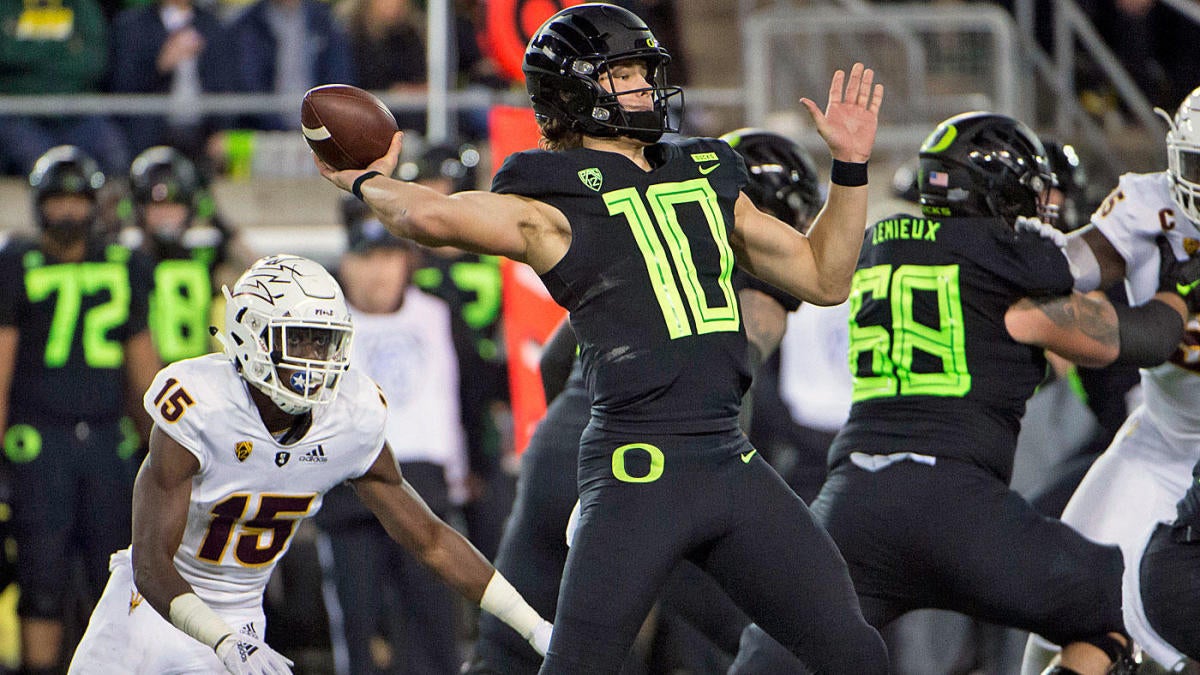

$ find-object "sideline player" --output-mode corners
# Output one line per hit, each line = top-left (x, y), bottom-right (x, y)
(68, 255), (551, 674)
(1021, 85), (1200, 674)
(731, 111), (1194, 675)
(0, 146), (159, 672)
(316, 4), (889, 672)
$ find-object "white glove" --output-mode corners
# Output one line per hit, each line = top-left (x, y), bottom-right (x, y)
(528, 618), (553, 656)
(215, 631), (294, 675)
(1014, 216), (1067, 248)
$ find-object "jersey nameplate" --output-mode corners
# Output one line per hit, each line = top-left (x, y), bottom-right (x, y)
(871, 218), (942, 245)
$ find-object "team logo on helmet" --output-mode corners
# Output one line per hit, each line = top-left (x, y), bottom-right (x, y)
(235, 440), (253, 462)
(578, 168), (603, 192)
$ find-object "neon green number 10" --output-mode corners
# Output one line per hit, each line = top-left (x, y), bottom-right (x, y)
(604, 179), (739, 339)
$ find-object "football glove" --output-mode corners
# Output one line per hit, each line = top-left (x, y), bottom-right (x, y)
(215, 631), (294, 675)
(1014, 215), (1067, 248)
(1156, 235), (1200, 313)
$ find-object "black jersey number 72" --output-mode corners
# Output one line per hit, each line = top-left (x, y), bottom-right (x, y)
(604, 178), (740, 339)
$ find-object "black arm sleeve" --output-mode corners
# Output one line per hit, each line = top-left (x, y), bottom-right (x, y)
(1113, 299), (1184, 367)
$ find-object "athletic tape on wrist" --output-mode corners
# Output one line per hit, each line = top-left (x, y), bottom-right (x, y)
(479, 572), (543, 639)
(831, 160), (868, 187)
(168, 592), (234, 649)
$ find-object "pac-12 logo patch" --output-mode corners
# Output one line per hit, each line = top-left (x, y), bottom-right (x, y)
(235, 440), (253, 462)
(578, 168), (603, 191)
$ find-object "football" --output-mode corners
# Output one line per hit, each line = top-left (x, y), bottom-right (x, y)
(301, 84), (398, 171)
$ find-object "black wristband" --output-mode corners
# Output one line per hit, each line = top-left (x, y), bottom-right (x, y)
(831, 160), (868, 187)
(1114, 299), (1185, 367)
(351, 170), (383, 201)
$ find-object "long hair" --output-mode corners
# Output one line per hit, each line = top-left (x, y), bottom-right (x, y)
(538, 118), (583, 151)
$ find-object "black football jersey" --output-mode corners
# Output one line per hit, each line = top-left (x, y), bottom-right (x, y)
(828, 214), (1074, 481)
(493, 138), (751, 433)
(0, 237), (153, 423)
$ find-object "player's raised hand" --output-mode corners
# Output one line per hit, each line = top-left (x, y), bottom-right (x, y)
(215, 630), (294, 675)
(313, 130), (405, 194)
(801, 63), (884, 163)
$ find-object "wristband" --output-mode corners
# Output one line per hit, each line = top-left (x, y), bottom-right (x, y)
(479, 571), (544, 640)
(1113, 299), (1184, 367)
(168, 592), (234, 649)
(831, 160), (868, 187)
(351, 171), (383, 201)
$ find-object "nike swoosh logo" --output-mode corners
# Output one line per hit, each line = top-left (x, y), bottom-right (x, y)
(1178, 279), (1200, 296)
(698, 163), (720, 175)
(740, 450), (757, 463)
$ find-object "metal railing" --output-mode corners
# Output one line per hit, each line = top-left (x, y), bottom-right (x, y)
(741, 4), (1021, 154)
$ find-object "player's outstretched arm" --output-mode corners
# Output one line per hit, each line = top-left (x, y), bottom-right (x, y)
(731, 63), (883, 305)
(314, 132), (570, 273)
(351, 444), (552, 655)
(1006, 236), (1190, 368)
(132, 427), (294, 675)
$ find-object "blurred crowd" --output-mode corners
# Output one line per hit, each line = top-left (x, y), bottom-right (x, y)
(0, 0), (686, 179)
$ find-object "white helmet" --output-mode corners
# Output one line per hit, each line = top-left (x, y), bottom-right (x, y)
(1160, 87), (1200, 225)
(221, 255), (353, 415)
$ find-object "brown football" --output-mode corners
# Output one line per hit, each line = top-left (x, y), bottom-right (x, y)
(301, 84), (398, 171)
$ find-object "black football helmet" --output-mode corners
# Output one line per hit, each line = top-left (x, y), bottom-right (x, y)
(1042, 139), (1088, 231)
(130, 145), (201, 210)
(397, 142), (480, 192)
(30, 145), (104, 205)
(29, 145), (105, 235)
(522, 3), (683, 143)
(918, 112), (1055, 225)
(720, 128), (822, 231)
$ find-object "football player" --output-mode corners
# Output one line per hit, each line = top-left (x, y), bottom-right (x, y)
(0, 146), (160, 673)
(730, 112), (1195, 675)
(466, 128), (826, 674)
(123, 145), (256, 364)
(68, 255), (551, 674)
(1020, 85), (1200, 674)
(315, 4), (891, 672)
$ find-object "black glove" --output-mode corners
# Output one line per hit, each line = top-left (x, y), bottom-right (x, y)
(1157, 235), (1200, 313)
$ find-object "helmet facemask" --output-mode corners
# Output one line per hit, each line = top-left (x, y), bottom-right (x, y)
(1161, 89), (1200, 225)
(574, 55), (683, 143)
(220, 255), (354, 415)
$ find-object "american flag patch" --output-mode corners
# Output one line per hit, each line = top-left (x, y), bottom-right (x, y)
(928, 171), (949, 187)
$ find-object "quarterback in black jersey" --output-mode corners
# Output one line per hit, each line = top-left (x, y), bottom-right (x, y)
(730, 113), (1193, 675)
(466, 129), (826, 675)
(316, 4), (887, 673)
(0, 146), (160, 671)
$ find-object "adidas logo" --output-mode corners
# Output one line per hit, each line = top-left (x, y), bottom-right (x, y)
(298, 444), (328, 464)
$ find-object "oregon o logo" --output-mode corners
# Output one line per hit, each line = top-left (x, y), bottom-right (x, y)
(4, 424), (42, 464)
(611, 442), (664, 483)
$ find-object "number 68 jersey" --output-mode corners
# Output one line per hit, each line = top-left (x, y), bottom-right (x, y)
(142, 353), (387, 613)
